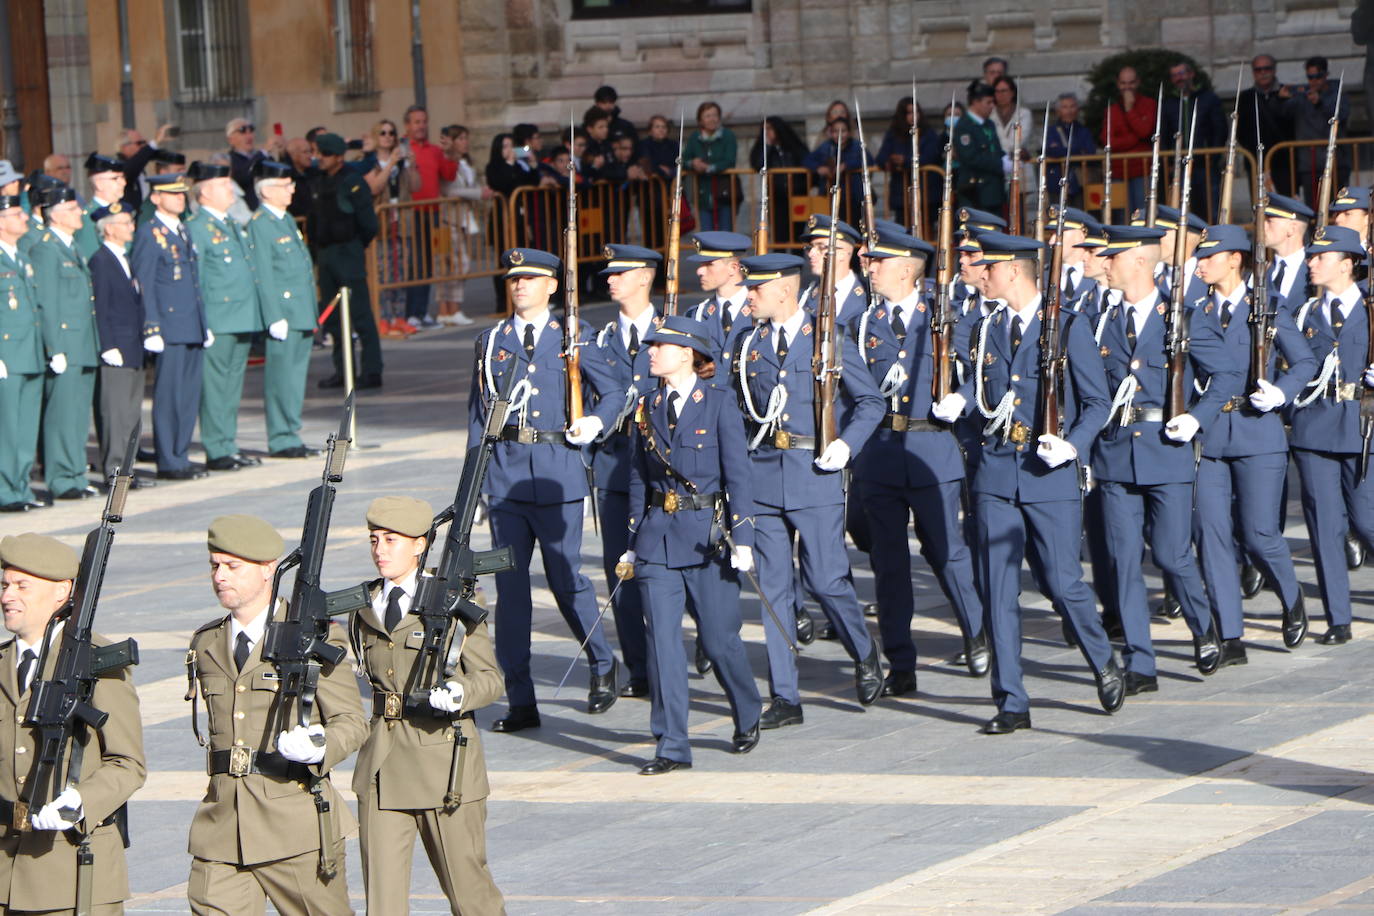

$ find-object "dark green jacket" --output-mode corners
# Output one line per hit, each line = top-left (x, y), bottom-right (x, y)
(953, 112), (1006, 209)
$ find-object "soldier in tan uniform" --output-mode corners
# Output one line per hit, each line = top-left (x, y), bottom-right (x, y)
(348, 496), (505, 915)
(185, 515), (365, 916)
(0, 533), (145, 915)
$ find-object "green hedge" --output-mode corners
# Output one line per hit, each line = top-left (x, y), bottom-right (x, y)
(1083, 49), (1215, 137)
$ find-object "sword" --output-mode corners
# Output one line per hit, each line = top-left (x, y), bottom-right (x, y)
(720, 528), (799, 656)
(554, 563), (634, 696)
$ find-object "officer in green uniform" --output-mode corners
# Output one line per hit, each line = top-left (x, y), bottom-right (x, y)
(17, 176), (58, 258)
(187, 160), (265, 472)
(306, 133), (382, 390)
(30, 185), (99, 500)
(73, 154), (127, 259)
(249, 160), (319, 458)
(0, 194), (43, 512)
(953, 83), (1008, 211)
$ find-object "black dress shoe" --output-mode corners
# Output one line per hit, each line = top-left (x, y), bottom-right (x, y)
(759, 697), (804, 729)
(270, 445), (321, 459)
(863, 602), (878, 618)
(694, 639), (713, 676)
(1217, 638), (1248, 668)
(1319, 624), (1352, 645)
(491, 705), (541, 732)
(156, 467), (208, 480)
(881, 669), (917, 698)
(816, 620), (838, 640)
(232, 453), (263, 468)
(855, 644), (883, 706)
(982, 710), (1031, 734)
(1345, 532), (1365, 570)
(795, 607), (815, 645)
(732, 721), (761, 753)
(205, 456), (241, 472)
(964, 631), (990, 677)
(1156, 587), (1182, 619)
(136, 448), (157, 464)
(639, 756), (692, 776)
(127, 476), (156, 489)
(587, 659), (618, 714)
(1282, 594), (1309, 649)
(54, 486), (97, 500)
(1240, 564), (1265, 599)
(1096, 658), (1126, 714)
(356, 373), (383, 390)
(1124, 671), (1159, 695)
(0, 502), (30, 513)
(619, 680), (649, 698)
(318, 374), (346, 389)
(1194, 626), (1221, 675)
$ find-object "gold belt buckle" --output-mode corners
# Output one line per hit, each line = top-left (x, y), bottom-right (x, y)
(384, 692), (404, 720)
(12, 801), (28, 831)
(228, 745), (251, 777)
(773, 429), (793, 449)
(516, 427), (538, 444)
(889, 414), (910, 432)
(1221, 399), (1235, 413)
(662, 491), (680, 513)
(1337, 382), (1357, 402)
(1009, 421), (1029, 444)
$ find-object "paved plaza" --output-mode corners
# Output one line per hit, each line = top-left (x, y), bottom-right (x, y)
(10, 288), (1374, 915)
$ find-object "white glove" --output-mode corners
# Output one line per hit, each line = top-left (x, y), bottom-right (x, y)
(143, 334), (165, 353)
(931, 393), (967, 423)
(428, 680), (465, 714)
(566, 415), (605, 445)
(268, 319), (289, 341)
(1036, 434), (1078, 469)
(275, 724), (326, 764)
(1249, 378), (1286, 413)
(0, 359), (7, 380)
(48, 352), (66, 375)
(1001, 154), (1014, 175)
(618, 550), (636, 566)
(814, 439), (851, 471)
(730, 544), (754, 573)
(473, 498), (487, 527)
(204, 329), (216, 348)
(30, 787), (81, 831)
(1164, 412), (1201, 443)
(1365, 362), (1374, 387)
(101, 348), (123, 367)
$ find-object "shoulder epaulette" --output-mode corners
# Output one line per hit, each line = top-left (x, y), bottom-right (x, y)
(190, 616), (227, 643)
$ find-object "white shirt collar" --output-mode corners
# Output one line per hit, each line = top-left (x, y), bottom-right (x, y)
(512, 309), (551, 345)
(156, 211), (182, 233)
(229, 604), (272, 651)
(49, 226), (74, 247)
(0, 240), (17, 261)
(718, 286), (748, 317)
(619, 307), (655, 349)
(1124, 289), (1160, 334)
(1274, 248), (1303, 296)
(15, 621), (61, 669)
(1326, 284), (1361, 320)
(262, 203), (288, 220)
(771, 307), (806, 340)
(370, 568), (419, 621)
(1214, 281), (1248, 308)
(886, 288), (922, 320)
(967, 110), (985, 125)
(665, 376), (697, 406)
(201, 205), (229, 223)
(834, 271), (858, 303)
(1008, 294), (1041, 330)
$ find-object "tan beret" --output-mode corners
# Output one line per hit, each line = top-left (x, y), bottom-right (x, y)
(0, 533), (79, 581)
(206, 514), (285, 562)
(366, 496), (434, 539)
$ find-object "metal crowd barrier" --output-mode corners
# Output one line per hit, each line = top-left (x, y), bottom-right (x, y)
(1265, 136), (1374, 207)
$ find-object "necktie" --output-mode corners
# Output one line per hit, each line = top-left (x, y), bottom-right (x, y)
(1064, 267), (1078, 298)
(1125, 307), (1137, 349)
(775, 327), (789, 361)
(1331, 300), (1344, 332)
(384, 587), (404, 632)
(16, 649), (35, 693)
(667, 391), (680, 427)
(523, 323), (536, 356)
(1220, 300), (1233, 329)
(721, 303), (734, 336)
(1010, 316), (1023, 352)
(627, 324), (640, 359)
(1272, 260), (1287, 294)
(234, 632), (251, 672)
(891, 307), (907, 340)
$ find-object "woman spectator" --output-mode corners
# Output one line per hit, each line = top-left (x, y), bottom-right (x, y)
(814, 99), (851, 147)
(683, 101), (739, 231)
(434, 124), (492, 327)
(749, 116), (809, 245)
(485, 132), (539, 311)
(941, 101), (966, 147)
(640, 114), (679, 183)
(367, 119), (419, 336)
(876, 97), (942, 232)
(803, 116), (868, 229)
(991, 76), (1035, 216)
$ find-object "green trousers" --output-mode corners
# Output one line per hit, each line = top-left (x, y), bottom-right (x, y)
(42, 366), (95, 495)
(264, 329), (312, 452)
(198, 332), (253, 462)
(0, 372), (41, 504)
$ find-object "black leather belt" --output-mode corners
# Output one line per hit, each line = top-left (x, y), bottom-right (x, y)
(370, 691), (474, 722)
(1120, 406), (1166, 425)
(500, 427), (568, 446)
(881, 414), (942, 433)
(649, 490), (719, 513)
(0, 796), (121, 833)
(765, 430), (816, 450)
(207, 748), (312, 781)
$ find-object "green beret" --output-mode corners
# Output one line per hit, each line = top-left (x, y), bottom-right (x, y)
(366, 496), (433, 538)
(0, 533), (79, 581)
(315, 132), (346, 157)
(206, 515), (285, 563)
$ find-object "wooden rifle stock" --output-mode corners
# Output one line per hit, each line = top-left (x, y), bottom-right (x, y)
(563, 134), (584, 422)
(931, 97), (958, 405)
(755, 118), (769, 255)
(813, 142), (843, 454)
(665, 112), (686, 314)
(1037, 141), (1073, 441)
(1248, 115), (1275, 392)
(1164, 117), (1198, 421)
(1315, 72), (1344, 231)
(1217, 67), (1243, 225)
(1008, 120), (1023, 236)
(910, 79), (925, 238)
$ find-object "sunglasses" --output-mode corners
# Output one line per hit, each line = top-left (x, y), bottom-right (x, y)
(235, 124), (256, 133)
(378, 129), (395, 136)
(1307, 72), (1327, 80)
(1253, 65), (1275, 72)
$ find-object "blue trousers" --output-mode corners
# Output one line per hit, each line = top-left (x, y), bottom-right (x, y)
(754, 503), (875, 704)
(596, 488), (648, 685)
(153, 342), (203, 472)
(861, 479), (984, 673)
(489, 498), (616, 708)
(976, 494), (1114, 714)
(637, 558), (761, 764)
(1083, 485), (1118, 620)
(1291, 448), (1374, 627)
(1099, 480), (1213, 676)
(1195, 452), (1301, 638)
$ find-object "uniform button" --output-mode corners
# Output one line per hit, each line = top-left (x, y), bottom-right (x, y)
(234, 711), (245, 720)
(1013, 398), (1021, 405)
(283, 291), (292, 299)
(1130, 359), (1140, 370)
(901, 395), (910, 403)
(15, 746), (25, 755)
(16, 775), (24, 784)
(633, 374), (641, 381)
(235, 684), (245, 693)
(531, 388), (539, 395)
(782, 413), (789, 421)
(532, 411), (540, 418)
(1011, 374), (1020, 381)
(898, 350), (907, 359)
(60, 322), (67, 329)
(386, 668), (394, 677)
(234, 738), (245, 746)
(387, 642), (394, 649)
(779, 370), (787, 378)
(1133, 431), (1141, 438)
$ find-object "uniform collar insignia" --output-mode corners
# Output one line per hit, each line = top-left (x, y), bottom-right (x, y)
(692, 389), (704, 402)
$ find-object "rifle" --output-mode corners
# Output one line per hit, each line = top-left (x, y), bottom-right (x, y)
(1314, 72), (1345, 230)
(1034, 102), (1050, 244)
(1164, 116), (1198, 421)
(931, 90), (958, 405)
(20, 428), (140, 914)
(813, 140), (844, 455)
(1037, 139), (1073, 441)
(1169, 93), (1188, 211)
(1102, 106), (1114, 224)
(1248, 105), (1276, 394)
(910, 79), (925, 238)
(665, 112), (687, 314)
(1008, 120), (1024, 236)
(562, 116), (585, 424)
(1217, 66), (1243, 225)
(1146, 85), (1164, 227)
(855, 96), (881, 315)
(755, 118), (769, 255)
(258, 395), (354, 879)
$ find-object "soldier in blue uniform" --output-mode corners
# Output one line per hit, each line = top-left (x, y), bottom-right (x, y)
(29, 185), (100, 499)
(1133, 205), (1209, 305)
(0, 194), (44, 511)
(855, 225), (989, 695)
(799, 215), (869, 328)
(1261, 193), (1313, 314)
(732, 252), (884, 727)
(1049, 208), (1104, 314)
(938, 231), (1126, 732)
(621, 315), (762, 774)
(1190, 225), (1314, 660)
(1288, 225), (1374, 645)
(132, 173), (210, 480)
(568, 243), (663, 698)
(687, 231), (752, 347)
(468, 248), (619, 731)
(1091, 225), (1243, 693)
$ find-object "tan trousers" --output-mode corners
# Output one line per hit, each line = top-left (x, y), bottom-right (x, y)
(359, 785), (505, 916)
(187, 847), (353, 916)
(0, 906), (122, 915)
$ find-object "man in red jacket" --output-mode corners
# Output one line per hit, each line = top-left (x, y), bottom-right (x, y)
(1100, 66), (1158, 216)
(401, 104), (457, 329)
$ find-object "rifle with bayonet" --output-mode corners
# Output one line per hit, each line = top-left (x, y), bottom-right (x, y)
(665, 112), (687, 314)
(931, 91), (958, 406)
(1314, 72), (1345, 231)
(1169, 93), (1188, 211)
(1102, 106), (1114, 224)
(258, 395), (354, 879)
(1009, 120), (1024, 236)
(1217, 67), (1243, 225)
(813, 140), (844, 455)
(19, 428), (140, 914)
(1164, 116), (1198, 422)
(855, 97), (881, 314)
(1248, 107), (1277, 395)
(1037, 139), (1073, 441)
(910, 80), (925, 238)
(562, 120), (585, 423)
(1034, 102), (1050, 244)
(755, 118), (769, 255)
(1146, 86), (1164, 227)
